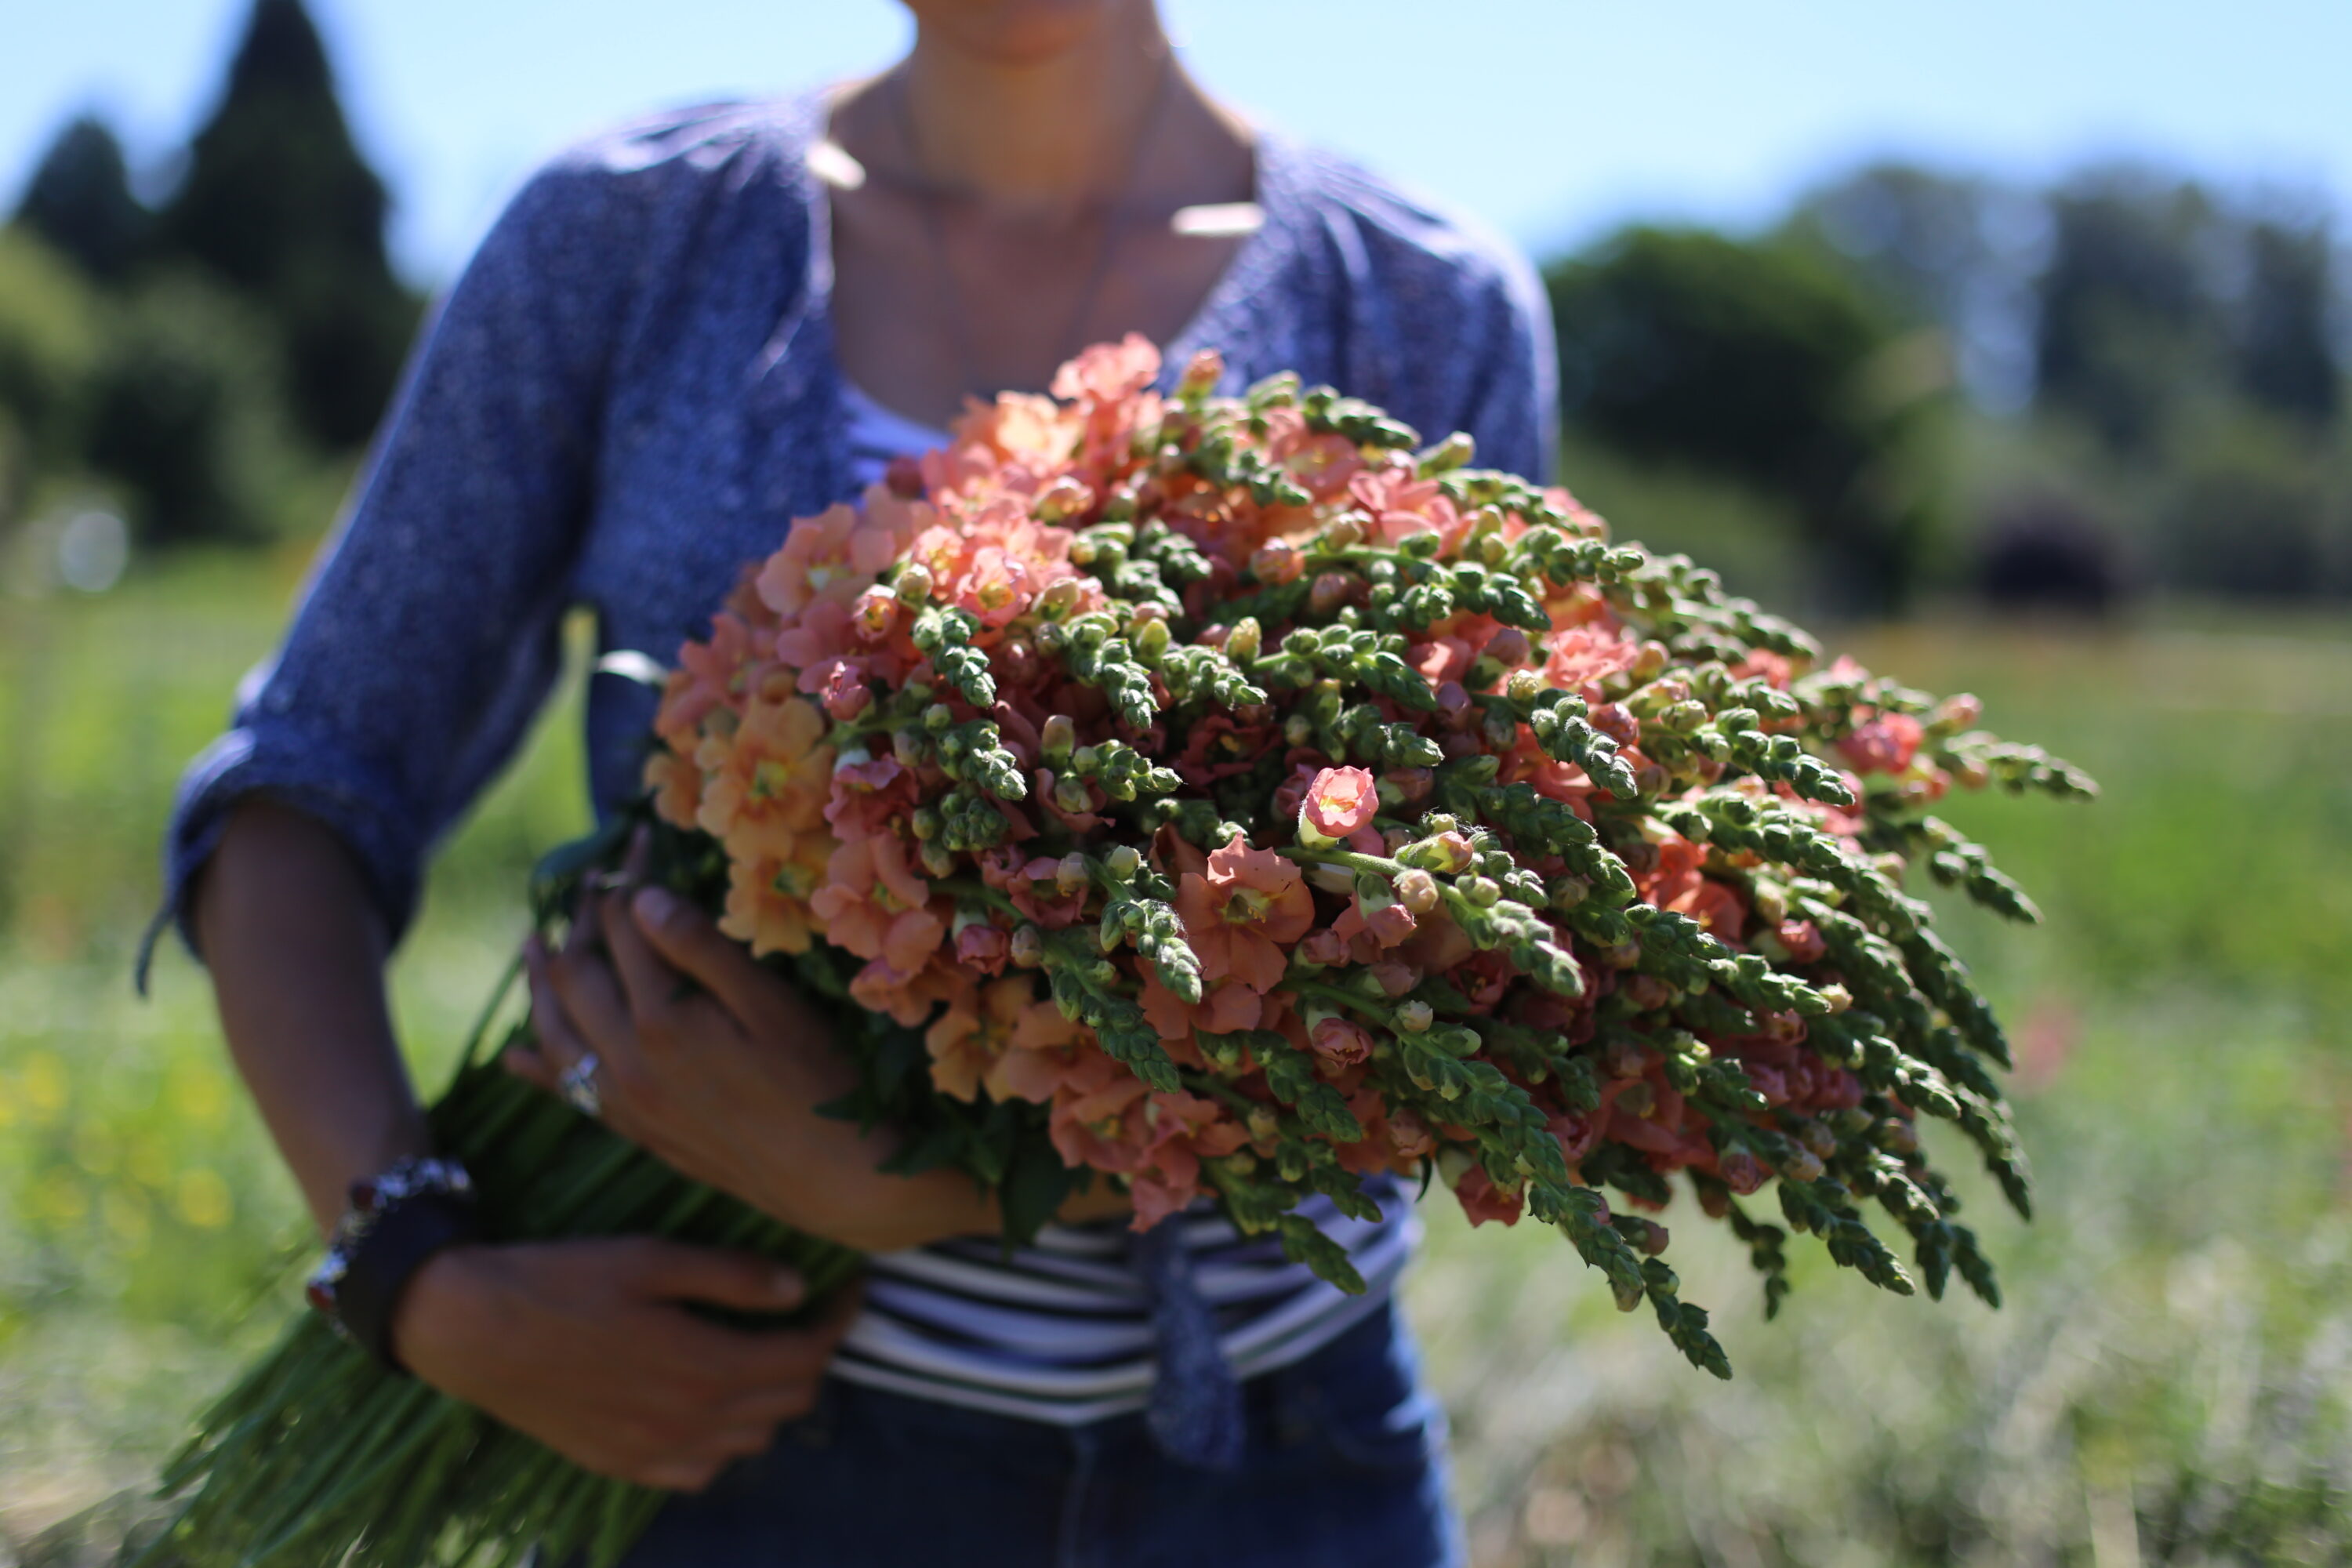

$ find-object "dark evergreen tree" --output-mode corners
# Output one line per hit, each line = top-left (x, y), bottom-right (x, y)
(2034, 173), (2225, 452)
(12, 114), (151, 281)
(155, 0), (419, 448)
(2237, 219), (2341, 427)
(1548, 227), (1946, 612)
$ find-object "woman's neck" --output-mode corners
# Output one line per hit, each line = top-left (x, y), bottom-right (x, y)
(895, 2), (1175, 208)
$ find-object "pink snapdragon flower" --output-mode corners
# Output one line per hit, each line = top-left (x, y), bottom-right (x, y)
(1308, 1014), (1375, 1072)
(1542, 624), (1643, 704)
(1838, 711), (1926, 775)
(1298, 765), (1377, 844)
(758, 503), (904, 619)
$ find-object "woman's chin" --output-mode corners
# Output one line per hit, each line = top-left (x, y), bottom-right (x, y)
(902, 0), (1142, 65)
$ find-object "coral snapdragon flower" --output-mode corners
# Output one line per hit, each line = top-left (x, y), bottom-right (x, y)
(1046, 1052), (1249, 1230)
(1173, 837), (1315, 994)
(808, 833), (944, 972)
(1542, 624), (1643, 704)
(655, 612), (757, 742)
(1452, 1164), (1525, 1227)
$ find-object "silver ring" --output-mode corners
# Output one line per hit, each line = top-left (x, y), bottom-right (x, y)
(557, 1051), (604, 1119)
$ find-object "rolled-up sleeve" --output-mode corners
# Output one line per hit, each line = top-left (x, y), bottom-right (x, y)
(147, 154), (646, 976)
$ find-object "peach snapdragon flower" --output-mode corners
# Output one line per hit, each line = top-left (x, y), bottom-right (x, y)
(1542, 623), (1644, 704)
(693, 688), (833, 865)
(925, 976), (1093, 1103)
(719, 838), (830, 956)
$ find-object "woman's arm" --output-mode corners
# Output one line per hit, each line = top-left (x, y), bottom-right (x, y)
(194, 799), (859, 1490)
(195, 800), (429, 1229)
(516, 882), (1130, 1252)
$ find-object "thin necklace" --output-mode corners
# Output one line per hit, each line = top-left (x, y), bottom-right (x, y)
(887, 50), (1175, 402)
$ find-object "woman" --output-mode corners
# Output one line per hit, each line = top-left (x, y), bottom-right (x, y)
(165, 0), (1553, 1560)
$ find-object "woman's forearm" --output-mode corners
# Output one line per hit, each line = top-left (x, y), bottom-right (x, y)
(812, 1156), (1131, 1254)
(193, 799), (430, 1232)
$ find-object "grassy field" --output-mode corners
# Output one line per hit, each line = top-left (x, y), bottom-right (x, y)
(2, 556), (2347, 1564)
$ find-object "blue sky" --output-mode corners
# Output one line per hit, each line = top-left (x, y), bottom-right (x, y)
(6, 0), (2350, 289)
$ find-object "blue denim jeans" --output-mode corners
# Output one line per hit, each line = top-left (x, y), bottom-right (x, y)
(612, 1300), (1465, 1567)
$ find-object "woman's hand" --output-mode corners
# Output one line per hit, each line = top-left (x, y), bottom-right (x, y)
(509, 880), (873, 1234)
(508, 878), (1125, 1248)
(394, 1237), (858, 1490)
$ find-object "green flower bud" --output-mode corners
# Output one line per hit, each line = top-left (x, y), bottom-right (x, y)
(895, 564), (935, 606)
(1224, 616), (1264, 663)
(1105, 844), (1143, 880)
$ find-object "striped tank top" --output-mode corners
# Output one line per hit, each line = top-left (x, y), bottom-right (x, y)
(829, 381), (1416, 1423)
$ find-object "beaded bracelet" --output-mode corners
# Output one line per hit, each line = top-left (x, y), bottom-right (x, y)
(306, 1156), (481, 1370)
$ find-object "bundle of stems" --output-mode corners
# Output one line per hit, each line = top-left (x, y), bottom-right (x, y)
(141, 831), (865, 1568)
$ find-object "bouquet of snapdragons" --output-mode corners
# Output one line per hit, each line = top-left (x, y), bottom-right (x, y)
(148, 336), (2091, 1567)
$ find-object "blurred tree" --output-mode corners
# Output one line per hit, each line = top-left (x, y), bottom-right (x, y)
(82, 275), (288, 547)
(1548, 226), (1950, 612)
(2237, 218), (2342, 428)
(1791, 163), (2005, 329)
(1789, 162), (2047, 410)
(12, 114), (151, 283)
(2034, 172), (2227, 452)
(0, 229), (103, 473)
(2152, 412), (2337, 597)
(154, 0), (419, 450)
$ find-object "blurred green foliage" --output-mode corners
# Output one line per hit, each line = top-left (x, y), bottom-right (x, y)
(1559, 162), (2352, 611)
(0, 558), (586, 1552)
(1, 0), (415, 549)
(1548, 227), (1951, 614)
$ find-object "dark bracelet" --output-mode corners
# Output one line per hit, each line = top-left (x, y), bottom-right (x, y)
(307, 1157), (481, 1370)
